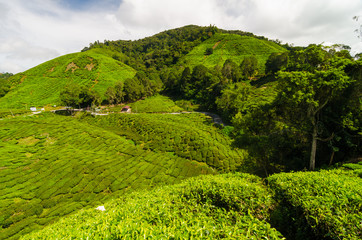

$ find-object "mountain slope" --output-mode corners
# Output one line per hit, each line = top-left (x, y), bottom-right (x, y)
(179, 33), (287, 70)
(0, 49), (136, 109)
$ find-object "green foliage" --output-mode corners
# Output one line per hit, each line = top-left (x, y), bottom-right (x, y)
(216, 82), (277, 122)
(0, 113), (215, 239)
(204, 47), (213, 55)
(265, 52), (289, 74)
(222, 59), (242, 82)
(268, 170), (362, 240)
(240, 56), (258, 78)
(0, 78), (10, 98)
(59, 83), (94, 108)
(88, 25), (217, 71)
(22, 173), (284, 240)
(0, 109), (30, 118)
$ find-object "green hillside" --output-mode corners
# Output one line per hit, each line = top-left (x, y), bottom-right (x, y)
(179, 33), (287, 71)
(0, 113), (215, 239)
(0, 49), (136, 109)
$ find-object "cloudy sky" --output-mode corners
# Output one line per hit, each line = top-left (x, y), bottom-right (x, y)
(1, 0), (362, 73)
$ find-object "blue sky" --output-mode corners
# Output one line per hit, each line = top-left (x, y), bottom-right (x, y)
(60, 0), (121, 11)
(1, 0), (362, 73)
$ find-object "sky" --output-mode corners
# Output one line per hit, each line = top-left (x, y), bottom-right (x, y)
(1, 0), (362, 73)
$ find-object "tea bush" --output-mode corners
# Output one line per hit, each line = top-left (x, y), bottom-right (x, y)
(268, 170), (362, 240)
(22, 173), (284, 240)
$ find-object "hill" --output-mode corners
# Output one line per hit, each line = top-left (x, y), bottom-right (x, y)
(0, 49), (136, 109)
(0, 25), (286, 109)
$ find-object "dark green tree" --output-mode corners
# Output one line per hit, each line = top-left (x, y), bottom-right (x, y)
(105, 86), (117, 104)
(240, 56), (258, 79)
(205, 47), (213, 55)
(123, 78), (143, 102)
(222, 59), (242, 82)
(265, 52), (288, 74)
(60, 83), (95, 109)
(0, 79), (10, 97)
(275, 49), (353, 170)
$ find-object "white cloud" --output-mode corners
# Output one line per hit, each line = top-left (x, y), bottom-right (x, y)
(1, 0), (362, 73)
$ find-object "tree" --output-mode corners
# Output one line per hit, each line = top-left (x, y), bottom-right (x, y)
(265, 52), (288, 74)
(204, 47), (213, 55)
(60, 83), (95, 109)
(240, 56), (258, 79)
(105, 86), (117, 104)
(276, 67), (352, 170)
(0, 79), (10, 97)
(123, 78), (143, 102)
(222, 59), (242, 82)
(114, 81), (125, 103)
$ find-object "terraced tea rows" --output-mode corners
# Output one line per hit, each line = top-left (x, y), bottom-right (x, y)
(0, 113), (214, 239)
(86, 113), (248, 172)
(22, 173), (284, 240)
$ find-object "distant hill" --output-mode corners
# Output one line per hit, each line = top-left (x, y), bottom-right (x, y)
(0, 25), (286, 109)
(179, 33), (286, 71)
(0, 49), (136, 109)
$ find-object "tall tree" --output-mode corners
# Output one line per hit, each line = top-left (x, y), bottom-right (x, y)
(276, 62), (352, 170)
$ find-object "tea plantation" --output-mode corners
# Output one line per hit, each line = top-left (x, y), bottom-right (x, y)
(84, 112), (248, 172)
(20, 169), (361, 240)
(1, 112), (361, 239)
(179, 33), (286, 71)
(21, 173), (284, 240)
(0, 113), (216, 239)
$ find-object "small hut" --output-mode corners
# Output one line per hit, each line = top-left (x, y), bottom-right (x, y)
(121, 106), (131, 113)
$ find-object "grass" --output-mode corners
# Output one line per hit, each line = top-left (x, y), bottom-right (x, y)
(0, 49), (136, 109)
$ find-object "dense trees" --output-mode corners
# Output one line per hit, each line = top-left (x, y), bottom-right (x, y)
(265, 52), (288, 74)
(233, 45), (358, 172)
(60, 83), (100, 109)
(240, 56), (258, 79)
(0, 73), (12, 98)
